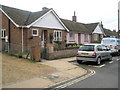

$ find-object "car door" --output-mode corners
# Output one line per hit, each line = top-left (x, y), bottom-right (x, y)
(101, 45), (108, 59)
(105, 46), (111, 58)
(97, 45), (105, 59)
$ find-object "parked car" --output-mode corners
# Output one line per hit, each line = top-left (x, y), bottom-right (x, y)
(76, 44), (112, 65)
(101, 38), (120, 56)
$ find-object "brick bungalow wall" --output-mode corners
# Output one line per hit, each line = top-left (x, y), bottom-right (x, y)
(1, 12), (25, 52)
(1, 11), (68, 61)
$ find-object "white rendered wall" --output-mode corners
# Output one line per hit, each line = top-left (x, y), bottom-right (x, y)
(92, 24), (103, 34)
(32, 11), (65, 30)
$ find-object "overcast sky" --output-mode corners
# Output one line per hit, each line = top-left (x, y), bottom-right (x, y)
(0, 0), (119, 31)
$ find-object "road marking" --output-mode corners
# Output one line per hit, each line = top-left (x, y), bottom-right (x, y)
(51, 69), (96, 89)
(88, 64), (105, 68)
(117, 59), (120, 61)
(109, 61), (113, 64)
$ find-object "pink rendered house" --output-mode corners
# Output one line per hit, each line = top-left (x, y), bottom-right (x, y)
(61, 12), (105, 45)
(61, 18), (91, 45)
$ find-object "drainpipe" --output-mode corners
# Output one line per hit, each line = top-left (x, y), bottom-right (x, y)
(22, 26), (24, 53)
(118, 9), (120, 38)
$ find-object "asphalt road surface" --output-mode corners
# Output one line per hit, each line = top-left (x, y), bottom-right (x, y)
(48, 56), (119, 89)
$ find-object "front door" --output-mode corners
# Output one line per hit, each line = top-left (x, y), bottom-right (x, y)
(41, 30), (48, 59)
(41, 30), (47, 48)
(78, 33), (81, 44)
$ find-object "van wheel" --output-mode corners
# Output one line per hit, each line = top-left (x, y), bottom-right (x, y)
(97, 57), (101, 65)
(77, 60), (82, 64)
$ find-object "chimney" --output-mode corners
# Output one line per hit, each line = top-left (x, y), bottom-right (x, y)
(72, 11), (77, 22)
(101, 21), (103, 28)
(42, 7), (49, 11)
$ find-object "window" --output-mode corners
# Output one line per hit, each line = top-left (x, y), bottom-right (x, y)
(54, 31), (62, 41)
(94, 34), (98, 41)
(79, 45), (94, 51)
(84, 34), (88, 41)
(1, 29), (6, 39)
(32, 29), (38, 36)
(69, 33), (75, 41)
(97, 45), (103, 51)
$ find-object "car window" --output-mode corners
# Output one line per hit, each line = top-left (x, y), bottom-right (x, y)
(102, 45), (107, 51)
(105, 46), (111, 51)
(97, 45), (103, 51)
(79, 45), (94, 51)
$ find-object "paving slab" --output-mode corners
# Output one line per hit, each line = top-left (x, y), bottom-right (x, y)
(3, 78), (54, 88)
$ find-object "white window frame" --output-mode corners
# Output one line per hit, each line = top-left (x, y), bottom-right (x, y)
(94, 34), (98, 41)
(1, 29), (6, 39)
(54, 30), (62, 41)
(32, 29), (38, 36)
(84, 34), (88, 41)
(69, 33), (75, 41)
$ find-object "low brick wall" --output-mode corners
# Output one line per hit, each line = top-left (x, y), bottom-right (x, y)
(47, 48), (78, 60)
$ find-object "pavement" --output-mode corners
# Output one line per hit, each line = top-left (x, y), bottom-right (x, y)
(3, 57), (87, 88)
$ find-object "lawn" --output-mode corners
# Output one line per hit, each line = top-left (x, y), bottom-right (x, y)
(2, 53), (57, 85)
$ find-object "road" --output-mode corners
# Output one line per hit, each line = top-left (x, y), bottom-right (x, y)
(48, 56), (119, 89)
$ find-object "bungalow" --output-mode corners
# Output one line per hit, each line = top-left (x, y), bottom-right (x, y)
(0, 5), (68, 61)
(62, 12), (105, 45)
(61, 19), (91, 45)
(84, 22), (105, 43)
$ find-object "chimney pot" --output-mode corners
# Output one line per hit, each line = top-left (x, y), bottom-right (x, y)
(72, 11), (77, 22)
(42, 7), (49, 11)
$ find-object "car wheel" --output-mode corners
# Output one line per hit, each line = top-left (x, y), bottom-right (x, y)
(97, 57), (101, 65)
(109, 55), (112, 61)
(77, 60), (82, 64)
(118, 51), (120, 56)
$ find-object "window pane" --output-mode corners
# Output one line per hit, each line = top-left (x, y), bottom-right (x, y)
(54, 31), (62, 41)
(59, 32), (62, 41)
(4, 30), (5, 37)
(1, 29), (5, 38)
(57, 32), (59, 40)
(79, 45), (94, 51)
(84, 34), (88, 41)
(33, 30), (37, 34)
(69, 33), (75, 41)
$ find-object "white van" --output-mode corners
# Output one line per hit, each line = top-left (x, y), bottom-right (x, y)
(101, 38), (120, 55)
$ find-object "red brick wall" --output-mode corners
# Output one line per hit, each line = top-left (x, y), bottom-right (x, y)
(1, 12), (23, 52)
(47, 48), (78, 60)
(25, 27), (67, 61)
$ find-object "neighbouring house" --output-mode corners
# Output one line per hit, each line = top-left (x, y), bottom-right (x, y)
(84, 22), (105, 43)
(61, 12), (91, 45)
(61, 19), (91, 45)
(62, 12), (105, 45)
(103, 28), (118, 38)
(0, 5), (69, 61)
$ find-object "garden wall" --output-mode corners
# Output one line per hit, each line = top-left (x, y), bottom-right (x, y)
(47, 48), (78, 60)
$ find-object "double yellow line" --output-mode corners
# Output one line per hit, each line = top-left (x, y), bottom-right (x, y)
(52, 69), (96, 89)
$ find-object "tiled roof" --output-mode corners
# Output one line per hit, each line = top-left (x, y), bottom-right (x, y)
(1, 5), (51, 26)
(61, 19), (91, 34)
(84, 23), (99, 33)
(104, 28), (118, 37)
